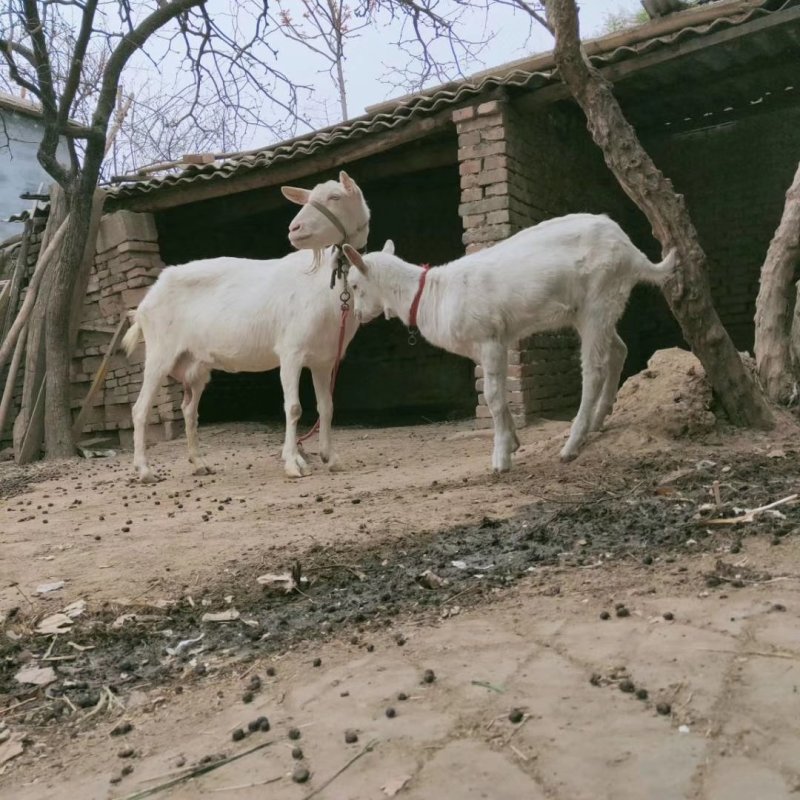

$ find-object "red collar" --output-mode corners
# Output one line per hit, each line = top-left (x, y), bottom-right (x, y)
(408, 264), (430, 328)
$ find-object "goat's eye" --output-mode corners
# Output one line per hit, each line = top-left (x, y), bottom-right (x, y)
(330, 194), (342, 201)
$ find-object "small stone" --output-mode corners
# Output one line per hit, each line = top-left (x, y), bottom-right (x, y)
(656, 702), (671, 716)
(616, 607), (630, 618)
(706, 575), (722, 587)
(121, 765), (134, 776)
(619, 679), (635, 693)
(508, 708), (524, 724)
(340, 691), (350, 697)
(397, 692), (408, 701)
(266, 666), (276, 677)
(242, 691), (254, 704)
(772, 603), (787, 612)
(292, 766), (310, 784)
(110, 775), (122, 785)
(366, 644), (375, 652)
(312, 658), (322, 667)
(292, 746), (303, 759)
(288, 727), (301, 740)
(663, 612), (674, 621)
(385, 707), (396, 718)
(344, 729), (358, 744)
(599, 611), (610, 620)
(110, 721), (133, 737)
(117, 747), (135, 759)
(730, 543), (741, 554)
(175, 756), (186, 767)
(248, 675), (262, 691)
(636, 688), (648, 700)
(395, 636), (406, 647)
(589, 673), (602, 686)
(232, 728), (246, 742)
(642, 555), (654, 565)
(422, 669), (436, 684)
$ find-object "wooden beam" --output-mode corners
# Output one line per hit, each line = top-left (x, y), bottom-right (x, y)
(71, 316), (128, 443)
(159, 136), (457, 230)
(115, 109), (456, 214)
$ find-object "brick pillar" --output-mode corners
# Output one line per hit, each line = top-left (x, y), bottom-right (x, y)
(453, 99), (581, 429)
(72, 210), (183, 443)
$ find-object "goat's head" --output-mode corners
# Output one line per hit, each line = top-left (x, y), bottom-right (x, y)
(282, 172), (370, 264)
(342, 240), (397, 324)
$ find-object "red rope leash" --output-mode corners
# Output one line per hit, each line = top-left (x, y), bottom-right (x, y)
(408, 264), (430, 329)
(297, 305), (350, 446)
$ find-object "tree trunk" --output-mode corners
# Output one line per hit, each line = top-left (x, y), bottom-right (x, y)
(792, 279), (800, 385)
(43, 182), (96, 458)
(14, 186), (69, 461)
(545, 0), (773, 428)
(754, 161), (800, 403)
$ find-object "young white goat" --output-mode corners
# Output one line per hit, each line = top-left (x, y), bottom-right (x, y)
(121, 171), (370, 483)
(343, 214), (676, 471)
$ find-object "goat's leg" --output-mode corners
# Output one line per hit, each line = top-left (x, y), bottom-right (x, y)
(561, 325), (612, 462)
(480, 341), (517, 473)
(183, 371), (212, 475)
(131, 358), (168, 483)
(590, 333), (627, 432)
(310, 361), (341, 471)
(280, 355), (309, 478)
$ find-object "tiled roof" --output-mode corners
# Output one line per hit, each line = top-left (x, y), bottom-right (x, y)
(110, 0), (796, 203)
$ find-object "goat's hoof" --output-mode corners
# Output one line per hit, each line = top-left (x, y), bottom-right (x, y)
(559, 448), (578, 463)
(325, 454), (343, 472)
(284, 458), (310, 479)
(138, 469), (157, 484)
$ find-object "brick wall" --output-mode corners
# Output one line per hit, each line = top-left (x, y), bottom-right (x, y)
(70, 210), (182, 443)
(453, 98), (641, 427)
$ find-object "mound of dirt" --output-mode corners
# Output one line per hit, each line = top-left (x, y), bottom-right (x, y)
(610, 348), (716, 438)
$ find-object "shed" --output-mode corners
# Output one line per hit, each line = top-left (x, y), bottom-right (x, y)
(56, 0), (800, 445)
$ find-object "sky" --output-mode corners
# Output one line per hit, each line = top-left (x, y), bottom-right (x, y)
(282, 0), (645, 127)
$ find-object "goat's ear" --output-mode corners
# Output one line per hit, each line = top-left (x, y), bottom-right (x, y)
(342, 243), (367, 274)
(339, 171), (357, 194)
(381, 239), (395, 254)
(281, 186), (310, 205)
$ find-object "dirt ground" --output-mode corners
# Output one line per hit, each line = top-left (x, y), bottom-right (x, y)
(2, 351), (800, 799)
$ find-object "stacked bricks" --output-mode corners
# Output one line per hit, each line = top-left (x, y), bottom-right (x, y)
(453, 98), (582, 427)
(70, 210), (182, 443)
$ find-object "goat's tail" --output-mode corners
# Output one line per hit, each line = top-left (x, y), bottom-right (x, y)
(639, 248), (677, 285)
(121, 310), (141, 359)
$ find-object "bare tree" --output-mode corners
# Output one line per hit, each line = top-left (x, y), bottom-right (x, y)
(754, 162), (800, 404)
(271, 0), (369, 121)
(530, 0), (773, 428)
(0, 0), (304, 459)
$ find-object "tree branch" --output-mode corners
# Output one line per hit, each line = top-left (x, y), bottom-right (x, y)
(59, 0), (98, 124)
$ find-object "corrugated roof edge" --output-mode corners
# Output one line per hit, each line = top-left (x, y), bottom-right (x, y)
(109, 0), (792, 202)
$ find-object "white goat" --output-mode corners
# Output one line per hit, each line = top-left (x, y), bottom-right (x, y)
(343, 213), (676, 471)
(121, 171), (370, 483)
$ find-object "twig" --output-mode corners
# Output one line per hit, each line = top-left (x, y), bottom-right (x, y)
(211, 775), (282, 791)
(11, 583), (34, 610)
(118, 740), (276, 800)
(509, 744), (529, 761)
(62, 694), (78, 715)
(0, 696), (37, 717)
(442, 582), (481, 606)
(317, 562), (367, 581)
(506, 714), (530, 742)
(471, 680), (505, 694)
(705, 493), (798, 525)
(699, 648), (800, 661)
(301, 739), (379, 800)
(82, 691), (107, 722)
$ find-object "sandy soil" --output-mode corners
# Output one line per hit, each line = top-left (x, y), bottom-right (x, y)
(2, 349), (800, 799)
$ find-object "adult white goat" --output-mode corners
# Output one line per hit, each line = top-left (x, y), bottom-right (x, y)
(121, 171), (370, 483)
(343, 213), (676, 471)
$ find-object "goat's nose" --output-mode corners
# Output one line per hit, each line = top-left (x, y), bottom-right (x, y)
(289, 221), (302, 233)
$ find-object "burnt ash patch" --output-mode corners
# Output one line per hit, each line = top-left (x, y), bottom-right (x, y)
(2, 451), (798, 725)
